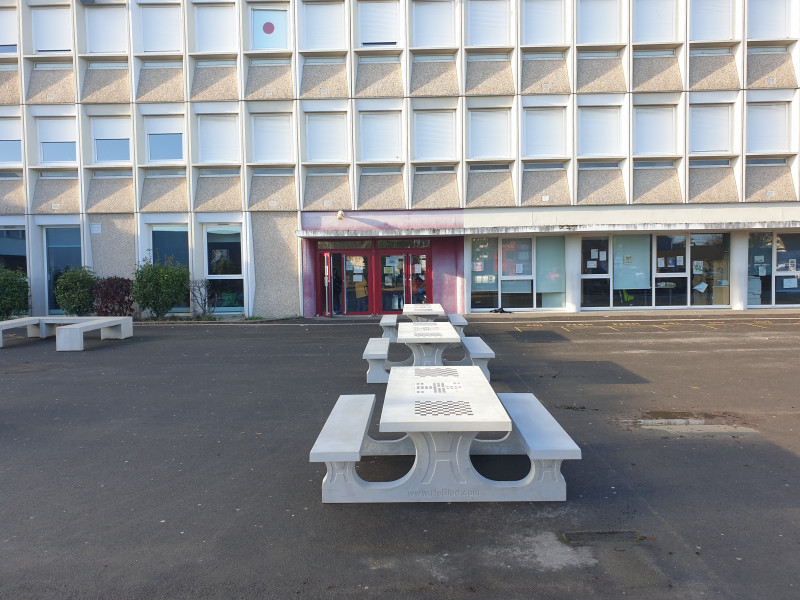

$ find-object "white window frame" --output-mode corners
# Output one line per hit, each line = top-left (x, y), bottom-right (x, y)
(85, 6), (128, 54)
(252, 113), (294, 163)
(748, 0), (790, 40)
(194, 5), (237, 53)
(468, 109), (511, 159)
(412, 1), (455, 48)
(197, 115), (240, 164)
(413, 110), (456, 161)
(91, 117), (132, 164)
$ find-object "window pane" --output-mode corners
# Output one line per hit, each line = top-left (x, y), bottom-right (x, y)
(536, 236), (565, 297)
(141, 6), (182, 53)
(656, 235), (686, 273)
(207, 227), (242, 275)
(306, 113), (347, 162)
(209, 279), (244, 311)
(0, 140), (21, 162)
(253, 114), (293, 162)
(252, 9), (288, 49)
(747, 104), (788, 153)
(690, 105), (730, 153)
(152, 226), (189, 266)
(149, 133), (183, 161)
(655, 277), (687, 305)
(414, 112), (455, 160)
(46, 228), (81, 313)
(748, 232), (772, 305)
(690, 233), (730, 305)
(524, 108), (565, 157)
(523, 0), (564, 45)
(359, 1), (399, 46)
(471, 237), (498, 309)
(501, 239), (532, 277)
(469, 110), (509, 158)
(690, 0), (732, 41)
(613, 234), (651, 306)
(579, 108), (620, 156)
(634, 107), (675, 155)
(0, 10), (17, 53)
(0, 229), (26, 272)
(86, 7), (128, 53)
(360, 112), (401, 161)
(502, 280), (533, 308)
(748, 0), (787, 39)
(34, 8), (72, 53)
(96, 139), (130, 162)
(195, 6), (236, 52)
(198, 116), (239, 163)
(776, 233), (800, 272)
(581, 278), (610, 307)
(467, 0), (509, 46)
(582, 238), (609, 274)
(775, 276), (800, 304)
(578, 0), (619, 44)
(413, 1), (454, 47)
(303, 3), (345, 50)
(41, 142), (76, 163)
(633, 0), (675, 43)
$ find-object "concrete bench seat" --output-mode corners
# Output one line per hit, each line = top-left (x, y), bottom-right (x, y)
(55, 317), (133, 351)
(363, 337), (391, 383)
(0, 317), (42, 348)
(447, 314), (468, 338)
(310, 394), (376, 463)
(497, 393), (582, 462)
(445, 336), (494, 380)
(379, 314), (398, 342)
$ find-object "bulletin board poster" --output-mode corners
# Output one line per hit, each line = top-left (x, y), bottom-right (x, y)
(693, 261), (704, 275)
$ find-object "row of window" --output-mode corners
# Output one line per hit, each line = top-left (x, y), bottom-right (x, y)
(468, 232), (800, 310)
(1, 99), (792, 167)
(0, 0), (795, 59)
(0, 225), (244, 314)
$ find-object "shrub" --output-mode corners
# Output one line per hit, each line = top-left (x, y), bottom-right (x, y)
(131, 254), (190, 320)
(93, 276), (134, 316)
(188, 278), (216, 318)
(0, 266), (29, 320)
(54, 267), (97, 316)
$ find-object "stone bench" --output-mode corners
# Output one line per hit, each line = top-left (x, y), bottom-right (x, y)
(446, 336), (495, 380)
(363, 337), (391, 383)
(55, 317), (133, 351)
(447, 314), (468, 339)
(310, 394), (376, 464)
(379, 314), (397, 342)
(0, 317), (42, 348)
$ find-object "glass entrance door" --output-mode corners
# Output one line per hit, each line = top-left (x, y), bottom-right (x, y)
(45, 227), (81, 314)
(319, 252), (371, 316)
(380, 254), (404, 312)
(408, 253), (428, 304)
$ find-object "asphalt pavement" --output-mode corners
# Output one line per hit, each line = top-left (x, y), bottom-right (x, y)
(1, 311), (798, 599)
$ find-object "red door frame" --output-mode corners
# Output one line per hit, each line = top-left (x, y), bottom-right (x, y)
(315, 241), (432, 316)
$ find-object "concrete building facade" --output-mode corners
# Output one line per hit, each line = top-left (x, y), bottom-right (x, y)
(0, 0), (799, 317)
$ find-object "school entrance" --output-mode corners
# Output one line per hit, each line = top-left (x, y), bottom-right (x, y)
(316, 239), (431, 316)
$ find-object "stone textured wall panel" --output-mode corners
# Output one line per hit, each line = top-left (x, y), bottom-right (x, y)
(632, 168), (683, 204)
(411, 173), (460, 208)
(137, 67), (185, 102)
(140, 176), (189, 212)
(194, 176), (242, 212)
(576, 58), (626, 93)
(87, 177), (134, 213)
(466, 172), (515, 207)
(747, 53), (798, 89)
(633, 57), (683, 92)
(245, 64), (294, 100)
(577, 170), (626, 205)
(82, 68), (130, 103)
(745, 166), (797, 202)
(520, 170), (571, 206)
(358, 174), (405, 209)
(0, 179), (25, 214)
(300, 64), (348, 98)
(520, 59), (570, 94)
(465, 61), (514, 96)
(303, 174), (350, 210)
(689, 55), (739, 90)
(410, 61), (459, 96)
(191, 66), (239, 101)
(32, 178), (80, 214)
(355, 62), (403, 97)
(251, 212), (301, 319)
(27, 68), (75, 103)
(688, 167), (739, 203)
(249, 175), (297, 211)
(88, 214), (136, 279)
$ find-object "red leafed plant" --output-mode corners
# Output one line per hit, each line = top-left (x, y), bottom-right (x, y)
(93, 276), (134, 316)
